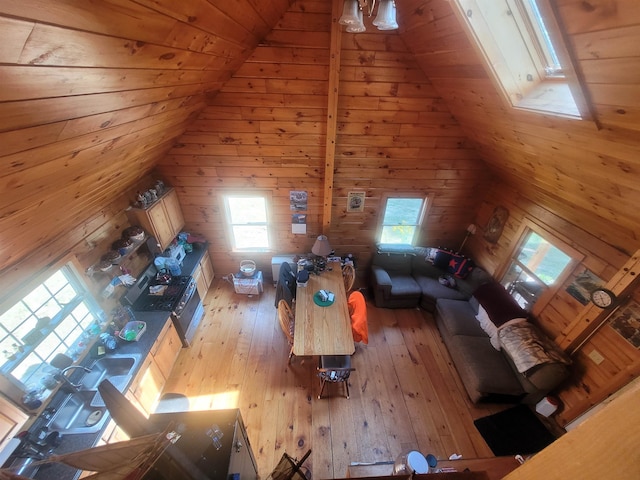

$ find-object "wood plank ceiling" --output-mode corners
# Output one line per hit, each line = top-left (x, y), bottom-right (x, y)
(2, 0), (640, 278)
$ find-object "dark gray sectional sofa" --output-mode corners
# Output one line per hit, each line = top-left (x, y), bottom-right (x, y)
(370, 244), (571, 404)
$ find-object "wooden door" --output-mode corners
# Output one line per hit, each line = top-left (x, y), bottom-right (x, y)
(147, 201), (174, 251)
(162, 189), (185, 240)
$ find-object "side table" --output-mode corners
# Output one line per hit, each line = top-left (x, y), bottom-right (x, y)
(233, 271), (264, 296)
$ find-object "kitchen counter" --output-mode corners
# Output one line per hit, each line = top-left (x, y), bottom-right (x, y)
(23, 242), (210, 479)
(30, 309), (171, 480)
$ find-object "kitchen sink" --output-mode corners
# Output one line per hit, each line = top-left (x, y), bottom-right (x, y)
(48, 390), (109, 434)
(48, 354), (142, 434)
(80, 354), (141, 391)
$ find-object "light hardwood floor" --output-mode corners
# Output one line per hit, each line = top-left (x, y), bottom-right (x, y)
(164, 278), (507, 479)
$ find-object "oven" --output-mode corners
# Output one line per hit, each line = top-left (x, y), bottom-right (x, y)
(171, 277), (204, 348)
(123, 265), (204, 347)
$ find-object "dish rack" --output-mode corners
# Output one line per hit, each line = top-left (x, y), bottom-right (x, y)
(118, 321), (146, 341)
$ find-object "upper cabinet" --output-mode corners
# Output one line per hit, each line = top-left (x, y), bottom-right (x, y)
(127, 189), (185, 251)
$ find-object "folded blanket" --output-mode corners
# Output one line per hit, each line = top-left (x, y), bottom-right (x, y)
(498, 319), (571, 373)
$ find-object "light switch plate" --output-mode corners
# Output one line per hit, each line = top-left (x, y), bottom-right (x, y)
(588, 349), (605, 365)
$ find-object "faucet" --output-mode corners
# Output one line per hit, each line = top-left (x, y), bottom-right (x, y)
(54, 365), (92, 393)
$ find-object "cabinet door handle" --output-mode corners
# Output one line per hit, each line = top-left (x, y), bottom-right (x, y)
(234, 440), (243, 452)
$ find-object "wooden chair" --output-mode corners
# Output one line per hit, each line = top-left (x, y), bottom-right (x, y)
(277, 299), (295, 364)
(317, 355), (355, 399)
(342, 264), (355, 293)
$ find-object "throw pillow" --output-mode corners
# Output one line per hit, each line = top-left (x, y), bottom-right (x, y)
(433, 249), (453, 269)
(473, 281), (527, 327)
(475, 305), (500, 350)
(446, 253), (474, 278)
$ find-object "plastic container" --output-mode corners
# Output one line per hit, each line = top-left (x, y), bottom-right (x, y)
(118, 321), (146, 342)
(165, 257), (182, 276)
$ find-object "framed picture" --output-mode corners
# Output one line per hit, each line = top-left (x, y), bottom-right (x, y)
(483, 206), (509, 243)
(566, 269), (605, 305)
(609, 299), (640, 349)
(347, 192), (365, 212)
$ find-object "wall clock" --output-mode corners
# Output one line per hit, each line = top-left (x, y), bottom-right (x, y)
(590, 288), (616, 309)
(483, 206), (509, 243)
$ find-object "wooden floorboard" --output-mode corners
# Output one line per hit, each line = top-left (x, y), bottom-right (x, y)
(163, 279), (504, 479)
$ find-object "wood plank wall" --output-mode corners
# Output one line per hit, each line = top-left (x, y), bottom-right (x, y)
(157, 0), (490, 278)
(0, 0), (292, 302)
(398, 0), (640, 425)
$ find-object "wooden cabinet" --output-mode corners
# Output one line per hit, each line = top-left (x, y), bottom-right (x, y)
(128, 355), (165, 416)
(194, 249), (214, 300)
(127, 188), (185, 251)
(93, 318), (183, 446)
(0, 394), (28, 453)
(152, 320), (182, 380)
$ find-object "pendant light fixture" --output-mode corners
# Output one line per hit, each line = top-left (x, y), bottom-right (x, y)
(339, 0), (398, 33)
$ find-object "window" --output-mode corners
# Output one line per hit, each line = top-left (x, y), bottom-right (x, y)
(1, 265), (103, 392)
(500, 229), (572, 311)
(453, 0), (591, 119)
(223, 194), (270, 251)
(379, 196), (427, 245)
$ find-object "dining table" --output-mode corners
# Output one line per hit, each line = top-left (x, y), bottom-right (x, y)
(293, 261), (355, 356)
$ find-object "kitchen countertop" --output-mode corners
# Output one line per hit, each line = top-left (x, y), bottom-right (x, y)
(26, 242), (210, 480)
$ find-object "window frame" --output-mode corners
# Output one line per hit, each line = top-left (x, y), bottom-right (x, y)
(221, 192), (273, 253)
(0, 257), (104, 403)
(451, 0), (593, 121)
(497, 220), (583, 315)
(377, 194), (429, 246)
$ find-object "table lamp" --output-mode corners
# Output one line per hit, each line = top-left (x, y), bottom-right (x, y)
(311, 235), (332, 272)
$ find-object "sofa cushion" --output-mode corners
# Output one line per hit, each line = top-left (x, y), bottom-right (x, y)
(449, 335), (526, 397)
(388, 273), (422, 297)
(411, 254), (443, 277)
(436, 298), (486, 337)
(373, 250), (414, 275)
(473, 281), (527, 326)
(416, 276), (468, 303)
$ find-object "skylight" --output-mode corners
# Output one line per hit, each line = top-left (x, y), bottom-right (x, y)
(452, 0), (592, 120)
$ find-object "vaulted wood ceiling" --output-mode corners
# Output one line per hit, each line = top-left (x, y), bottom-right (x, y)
(1, 0), (639, 276)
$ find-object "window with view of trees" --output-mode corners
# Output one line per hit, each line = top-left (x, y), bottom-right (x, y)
(0, 265), (103, 393)
(379, 197), (427, 245)
(500, 229), (574, 311)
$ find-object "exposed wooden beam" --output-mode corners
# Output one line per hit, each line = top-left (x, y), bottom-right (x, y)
(321, 0), (342, 234)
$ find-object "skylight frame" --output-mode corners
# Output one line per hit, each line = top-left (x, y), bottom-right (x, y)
(451, 0), (594, 121)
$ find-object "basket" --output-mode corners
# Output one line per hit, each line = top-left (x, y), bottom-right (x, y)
(118, 321), (146, 342)
(240, 260), (256, 277)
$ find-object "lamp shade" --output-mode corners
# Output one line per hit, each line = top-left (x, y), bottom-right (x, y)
(311, 235), (332, 256)
(373, 0), (398, 30)
(339, 0), (360, 25)
(346, 8), (366, 33)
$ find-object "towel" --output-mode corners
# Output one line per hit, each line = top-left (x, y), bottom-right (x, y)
(348, 291), (368, 344)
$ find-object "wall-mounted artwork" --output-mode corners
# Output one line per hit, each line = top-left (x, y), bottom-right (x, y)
(290, 191), (307, 211)
(291, 214), (306, 234)
(609, 300), (640, 349)
(347, 191), (365, 212)
(566, 269), (605, 305)
(483, 206), (509, 243)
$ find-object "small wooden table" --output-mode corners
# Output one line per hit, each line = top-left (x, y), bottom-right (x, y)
(293, 261), (355, 356)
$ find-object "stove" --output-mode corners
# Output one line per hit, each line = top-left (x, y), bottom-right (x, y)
(131, 275), (192, 312)
(123, 263), (204, 347)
